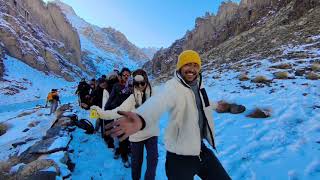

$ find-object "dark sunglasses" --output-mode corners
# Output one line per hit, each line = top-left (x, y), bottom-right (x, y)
(134, 81), (146, 86)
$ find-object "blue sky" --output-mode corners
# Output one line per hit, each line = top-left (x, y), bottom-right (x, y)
(47, 0), (240, 48)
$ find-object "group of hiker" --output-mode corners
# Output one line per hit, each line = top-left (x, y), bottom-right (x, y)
(75, 50), (231, 180)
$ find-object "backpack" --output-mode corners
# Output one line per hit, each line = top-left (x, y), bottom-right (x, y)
(47, 92), (58, 101)
(67, 114), (94, 134)
(75, 119), (94, 134)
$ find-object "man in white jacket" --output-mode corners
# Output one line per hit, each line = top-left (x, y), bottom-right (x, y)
(105, 50), (231, 180)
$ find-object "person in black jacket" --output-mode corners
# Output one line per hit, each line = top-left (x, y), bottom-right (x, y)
(103, 67), (132, 168)
(90, 78), (108, 108)
(75, 78), (91, 106)
(90, 78), (110, 133)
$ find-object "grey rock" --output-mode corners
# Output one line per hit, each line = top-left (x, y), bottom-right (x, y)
(230, 104), (246, 114)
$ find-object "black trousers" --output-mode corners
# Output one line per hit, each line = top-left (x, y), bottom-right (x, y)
(101, 119), (114, 148)
(119, 138), (130, 161)
(165, 143), (231, 180)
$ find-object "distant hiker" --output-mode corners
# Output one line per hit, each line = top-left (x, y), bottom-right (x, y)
(91, 69), (158, 179)
(75, 78), (91, 107)
(46, 89), (61, 115)
(103, 67), (132, 167)
(90, 78), (109, 132)
(89, 78), (96, 94)
(105, 50), (231, 179)
(101, 74), (107, 80)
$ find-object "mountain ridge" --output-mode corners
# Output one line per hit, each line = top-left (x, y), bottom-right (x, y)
(146, 0), (320, 82)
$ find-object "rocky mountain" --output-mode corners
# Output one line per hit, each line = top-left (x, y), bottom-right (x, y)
(141, 47), (159, 60)
(0, 0), (91, 81)
(53, 0), (150, 75)
(147, 0), (320, 82)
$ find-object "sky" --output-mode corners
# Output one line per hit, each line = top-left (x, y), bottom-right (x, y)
(45, 0), (240, 48)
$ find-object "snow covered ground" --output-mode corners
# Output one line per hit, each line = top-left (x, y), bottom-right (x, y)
(206, 73), (320, 180)
(68, 66), (319, 180)
(0, 55), (76, 107)
(1, 54), (319, 179)
(66, 40), (320, 179)
(1, 35), (319, 179)
(0, 55), (77, 162)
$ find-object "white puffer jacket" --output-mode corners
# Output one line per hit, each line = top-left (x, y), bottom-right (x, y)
(96, 85), (159, 142)
(102, 89), (109, 110)
(136, 72), (216, 156)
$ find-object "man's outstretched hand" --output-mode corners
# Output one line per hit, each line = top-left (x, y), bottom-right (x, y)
(105, 111), (143, 141)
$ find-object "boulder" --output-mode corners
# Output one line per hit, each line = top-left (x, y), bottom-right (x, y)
(0, 123), (8, 136)
(28, 121), (40, 128)
(247, 108), (270, 118)
(294, 69), (305, 76)
(230, 104), (246, 114)
(238, 74), (249, 81)
(16, 159), (60, 178)
(306, 72), (320, 80)
(251, 75), (271, 84)
(216, 101), (231, 113)
(24, 170), (57, 180)
(54, 117), (73, 127)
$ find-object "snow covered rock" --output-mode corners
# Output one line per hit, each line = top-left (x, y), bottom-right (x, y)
(16, 159), (60, 178)
(230, 104), (246, 114)
(247, 108), (271, 118)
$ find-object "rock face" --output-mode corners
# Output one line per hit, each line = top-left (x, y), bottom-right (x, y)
(146, 0), (320, 81)
(141, 47), (158, 60)
(0, 0), (89, 81)
(1, 104), (76, 180)
(101, 27), (149, 61)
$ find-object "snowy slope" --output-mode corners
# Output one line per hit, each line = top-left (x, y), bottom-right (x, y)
(0, 3), (319, 178)
(54, 0), (148, 76)
(67, 40), (320, 179)
(0, 55), (76, 107)
(0, 107), (57, 160)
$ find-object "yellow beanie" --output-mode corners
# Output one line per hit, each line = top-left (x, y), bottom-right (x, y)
(176, 50), (201, 70)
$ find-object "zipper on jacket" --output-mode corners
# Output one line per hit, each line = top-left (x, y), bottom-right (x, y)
(190, 89), (202, 153)
(176, 127), (180, 143)
(197, 80), (216, 150)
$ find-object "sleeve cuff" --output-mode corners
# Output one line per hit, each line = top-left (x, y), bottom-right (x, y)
(138, 114), (146, 130)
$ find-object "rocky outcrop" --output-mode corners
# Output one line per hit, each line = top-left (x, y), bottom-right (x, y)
(102, 27), (149, 61)
(0, 104), (76, 180)
(23, 0), (82, 68)
(141, 47), (158, 60)
(0, 0), (89, 81)
(146, 0), (320, 81)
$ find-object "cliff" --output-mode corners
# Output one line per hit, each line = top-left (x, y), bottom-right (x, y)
(0, 0), (88, 81)
(147, 0), (320, 80)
